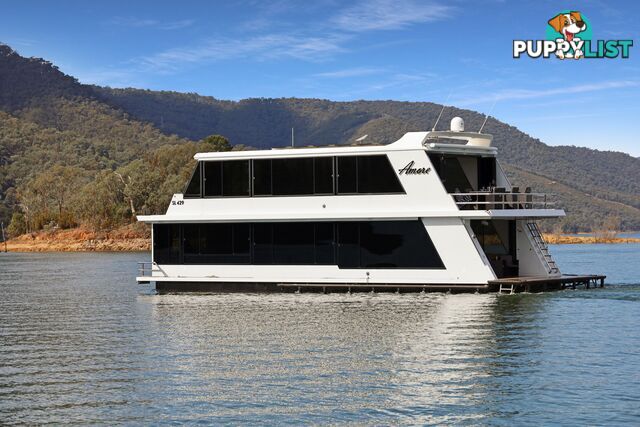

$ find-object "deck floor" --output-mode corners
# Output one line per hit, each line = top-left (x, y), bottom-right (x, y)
(489, 274), (606, 292)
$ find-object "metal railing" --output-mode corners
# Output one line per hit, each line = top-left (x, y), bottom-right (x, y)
(138, 261), (154, 277)
(451, 191), (554, 210)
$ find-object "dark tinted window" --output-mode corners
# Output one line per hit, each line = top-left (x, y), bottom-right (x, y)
(186, 155), (403, 198)
(222, 160), (250, 196)
(156, 221), (443, 268)
(253, 223), (273, 264)
(360, 221), (442, 268)
(337, 222), (360, 268)
(314, 157), (334, 194)
(203, 162), (222, 197)
(172, 223), (250, 264)
(427, 154), (472, 193)
(253, 159), (272, 195)
(233, 224), (251, 256)
(315, 222), (335, 264)
(200, 224), (232, 254)
(357, 155), (404, 194)
(272, 158), (314, 195)
(337, 157), (357, 194)
(360, 222), (403, 268)
(182, 224), (201, 263)
(153, 224), (180, 264)
(273, 222), (315, 264)
(184, 163), (201, 197)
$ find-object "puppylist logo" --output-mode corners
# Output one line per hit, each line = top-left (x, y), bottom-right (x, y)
(513, 10), (633, 59)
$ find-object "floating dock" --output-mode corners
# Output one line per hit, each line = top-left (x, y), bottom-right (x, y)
(489, 274), (606, 294)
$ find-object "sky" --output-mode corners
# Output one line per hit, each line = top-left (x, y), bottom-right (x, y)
(1, 0), (639, 156)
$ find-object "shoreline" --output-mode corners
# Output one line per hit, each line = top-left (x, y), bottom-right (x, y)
(3, 226), (150, 252)
(542, 233), (640, 245)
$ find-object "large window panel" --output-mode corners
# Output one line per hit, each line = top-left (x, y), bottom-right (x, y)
(182, 224), (201, 263)
(359, 221), (444, 269)
(222, 160), (250, 196)
(153, 224), (169, 264)
(360, 222), (404, 267)
(233, 224), (251, 256)
(314, 222), (335, 264)
(272, 158), (314, 195)
(337, 157), (357, 194)
(314, 157), (334, 194)
(184, 163), (201, 198)
(203, 162), (222, 197)
(153, 223), (182, 264)
(253, 159), (272, 195)
(337, 222), (360, 268)
(200, 224), (232, 255)
(273, 222), (315, 264)
(253, 223), (273, 264)
(357, 155), (404, 194)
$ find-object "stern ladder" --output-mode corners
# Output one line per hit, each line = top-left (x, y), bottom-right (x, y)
(527, 222), (560, 275)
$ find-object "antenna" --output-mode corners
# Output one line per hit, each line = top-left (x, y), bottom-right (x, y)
(291, 127), (294, 147)
(478, 99), (497, 133)
(431, 92), (452, 131)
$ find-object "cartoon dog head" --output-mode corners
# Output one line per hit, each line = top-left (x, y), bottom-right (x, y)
(548, 11), (587, 41)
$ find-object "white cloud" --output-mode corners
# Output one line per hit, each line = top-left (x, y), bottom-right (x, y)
(112, 1), (452, 76)
(313, 67), (385, 78)
(109, 17), (194, 30)
(69, 68), (139, 88)
(332, 0), (452, 32)
(455, 80), (640, 106)
(136, 33), (347, 72)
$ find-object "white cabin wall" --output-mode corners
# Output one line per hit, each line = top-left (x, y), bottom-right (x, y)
(515, 220), (550, 276)
(422, 217), (496, 283)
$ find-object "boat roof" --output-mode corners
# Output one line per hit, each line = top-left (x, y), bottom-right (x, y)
(194, 131), (497, 161)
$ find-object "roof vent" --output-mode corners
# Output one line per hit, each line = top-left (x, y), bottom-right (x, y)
(450, 117), (464, 132)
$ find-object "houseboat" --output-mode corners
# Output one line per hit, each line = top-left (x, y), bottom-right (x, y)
(136, 117), (604, 293)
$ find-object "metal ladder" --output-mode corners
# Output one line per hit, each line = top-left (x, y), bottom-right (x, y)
(498, 284), (515, 294)
(526, 222), (560, 275)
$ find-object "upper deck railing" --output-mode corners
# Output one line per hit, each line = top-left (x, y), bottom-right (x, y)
(451, 188), (554, 210)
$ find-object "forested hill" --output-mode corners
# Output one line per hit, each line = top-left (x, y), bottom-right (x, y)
(1, 42), (639, 234)
(95, 89), (640, 212)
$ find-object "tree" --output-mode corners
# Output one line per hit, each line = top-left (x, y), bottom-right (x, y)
(15, 165), (87, 230)
(594, 215), (621, 242)
(200, 134), (232, 152)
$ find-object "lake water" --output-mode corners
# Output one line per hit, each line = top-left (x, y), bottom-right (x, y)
(1, 245), (639, 424)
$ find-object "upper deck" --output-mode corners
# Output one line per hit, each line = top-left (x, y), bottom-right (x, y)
(137, 126), (564, 223)
(192, 130), (496, 161)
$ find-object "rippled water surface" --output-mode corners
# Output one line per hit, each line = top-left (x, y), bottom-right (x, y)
(1, 245), (639, 424)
